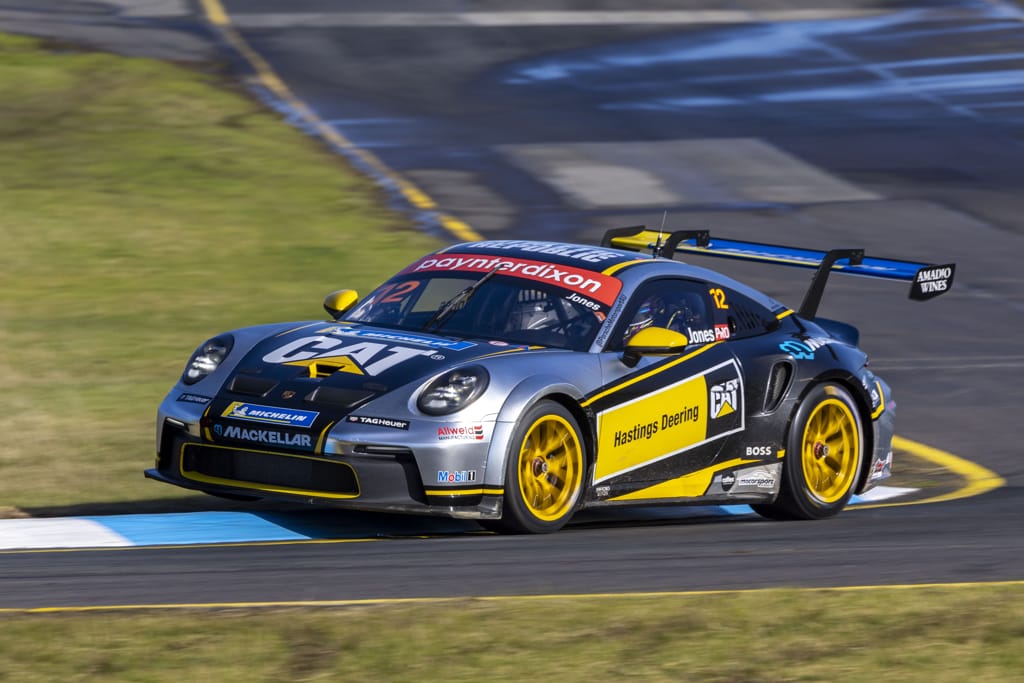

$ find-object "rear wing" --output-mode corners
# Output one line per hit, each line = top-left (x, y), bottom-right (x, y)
(601, 226), (955, 319)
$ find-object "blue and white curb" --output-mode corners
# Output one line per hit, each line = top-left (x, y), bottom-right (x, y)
(0, 486), (915, 551)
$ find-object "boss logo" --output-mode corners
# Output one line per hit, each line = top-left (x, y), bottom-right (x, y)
(745, 445), (773, 457)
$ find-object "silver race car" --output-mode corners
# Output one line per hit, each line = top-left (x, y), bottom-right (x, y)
(148, 228), (954, 532)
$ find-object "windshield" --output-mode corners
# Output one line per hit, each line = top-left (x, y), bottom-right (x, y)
(344, 254), (624, 351)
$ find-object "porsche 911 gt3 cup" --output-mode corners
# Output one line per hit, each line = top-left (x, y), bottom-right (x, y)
(148, 228), (954, 532)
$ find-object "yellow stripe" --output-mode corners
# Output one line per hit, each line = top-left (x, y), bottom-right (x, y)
(4, 580), (1022, 614)
(581, 343), (719, 408)
(424, 487), (503, 497)
(198, 0), (483, 243)
(870, 381), (885, 420)
(775, 309), (794, 320)
(315, 421), (336, 453)
(609, 457), (757, 501)
(601, 258), (649, 276)
(856, 435), (1005, 509)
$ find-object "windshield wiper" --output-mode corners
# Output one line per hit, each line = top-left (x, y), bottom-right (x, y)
(422, 264), (503, 332)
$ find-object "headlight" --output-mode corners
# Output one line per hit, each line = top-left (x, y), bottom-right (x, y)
(182, 335), (234, 385)
(416, 366), (489, 416)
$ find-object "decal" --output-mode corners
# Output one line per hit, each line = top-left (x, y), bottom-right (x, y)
(327, 327), (477, 351)
(613, 420), (659, 447)
(870, 451), (893, 481)
(594, 359), (744, 483)
(453, 240), (621, 263)
(686, 327), (716, 344)
(565, 292), (601, 311)
(778, 337), (831, 360)
(221, 402), (319, 428)
(595, 485), (611, 498)
(710, 379), (738, 419)
(736, 471), (777, 489)
(595, 293), (628, 347)
(731, 463), (782, 492)
(744, 445), (773, 457)
(437, 424), (485, 441)
(709, 287), (729, 309)
(347, 415), (410, 431)
(405, 254), (622, 306)
(714, 324), (731, 341)
(263, 336), (436, 375)
(436, 470), (477, 483)
(720, 472), (736, 491)
(910, 264), (955, 300)
(213, 423), (312, 449)
(176, 393), (211, 405)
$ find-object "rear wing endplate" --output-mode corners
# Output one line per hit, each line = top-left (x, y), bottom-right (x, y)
(601, 226), (955, 319)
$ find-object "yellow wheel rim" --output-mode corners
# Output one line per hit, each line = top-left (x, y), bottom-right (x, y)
(517, 414), (583, 522)
(801, 398), (860, 504)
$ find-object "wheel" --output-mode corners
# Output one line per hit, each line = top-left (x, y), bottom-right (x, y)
(753, 382), (864, 520)
(494, 400), (586, 533)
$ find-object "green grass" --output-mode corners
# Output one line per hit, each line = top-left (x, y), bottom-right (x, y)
(2, 586), (1023, 682)
(2, 30), (1022, 683)
(0, 33), (442, 513)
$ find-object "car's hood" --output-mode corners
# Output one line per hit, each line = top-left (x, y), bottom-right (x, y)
(214, 321), (531, 414)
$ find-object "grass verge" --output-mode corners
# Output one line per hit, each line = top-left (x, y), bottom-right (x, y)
(0, 33), (442, 512)
(2, 585), (1023, 681)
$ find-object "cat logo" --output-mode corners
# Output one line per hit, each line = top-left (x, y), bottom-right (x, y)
(710, 379), (738, 419)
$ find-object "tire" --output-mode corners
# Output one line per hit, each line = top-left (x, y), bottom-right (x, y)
(493, 400), (586, 534)
(753, 382), (864, 520)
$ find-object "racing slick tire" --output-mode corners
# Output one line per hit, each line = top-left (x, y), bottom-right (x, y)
(492, 400), (586, 534)
(753, 382), (864, 520)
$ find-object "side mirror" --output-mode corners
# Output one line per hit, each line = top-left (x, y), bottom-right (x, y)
(323, 289), (359, 319)
(622, 327), (689, 368)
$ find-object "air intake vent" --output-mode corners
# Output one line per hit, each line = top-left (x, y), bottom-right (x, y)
(228, 374), (278, 397)
(306, 386), (376, 408)
(764, 361), (793, 413)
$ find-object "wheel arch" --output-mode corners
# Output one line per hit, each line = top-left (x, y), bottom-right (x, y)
(490, 377), (591, 481)
(790, 369), (876, 491)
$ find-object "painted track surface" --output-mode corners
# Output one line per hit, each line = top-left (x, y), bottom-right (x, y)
(1, 0), (1023, 609)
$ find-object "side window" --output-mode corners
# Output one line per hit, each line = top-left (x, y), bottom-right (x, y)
(709, 287), (778, 340)
(608, 278), (715, 351)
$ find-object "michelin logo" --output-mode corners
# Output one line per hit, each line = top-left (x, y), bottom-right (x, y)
(221, 402), (319, 428)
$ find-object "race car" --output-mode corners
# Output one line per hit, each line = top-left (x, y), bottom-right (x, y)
(147, 227), (955, 533)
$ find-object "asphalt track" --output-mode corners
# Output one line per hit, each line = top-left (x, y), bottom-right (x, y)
(1, 0), (1022, 610)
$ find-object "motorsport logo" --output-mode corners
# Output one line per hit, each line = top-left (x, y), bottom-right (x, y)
(221, 402), (319, 428)
(710, 379), (738, 419)
(347, 415), (410, 430)
(437, 424), (485, 441)
(212, 423), (312, 449)
(436, 469), (477, 483)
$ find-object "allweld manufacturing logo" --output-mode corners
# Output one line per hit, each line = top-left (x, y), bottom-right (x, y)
(221, 402), (319, 428)
(437, 424), (485, 441)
